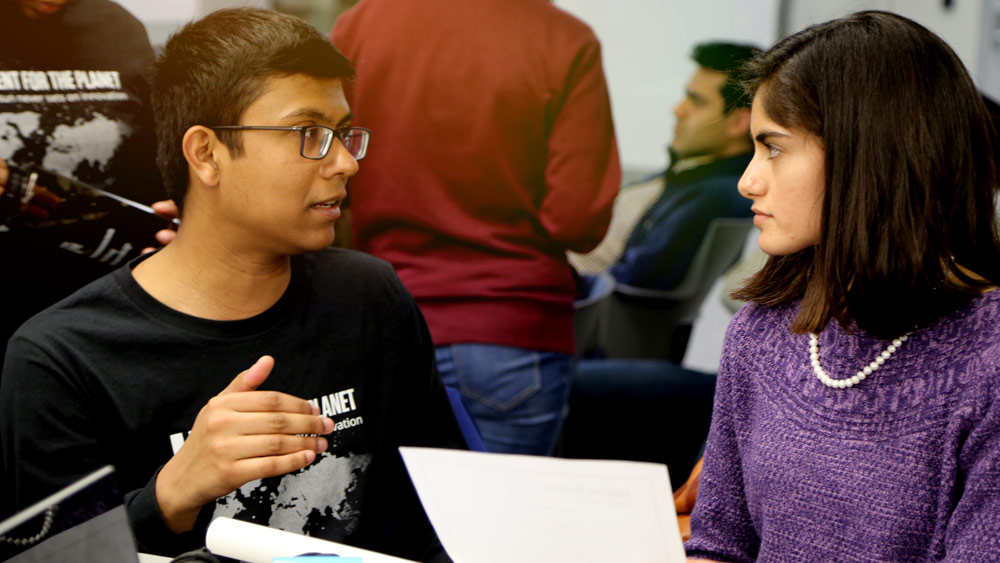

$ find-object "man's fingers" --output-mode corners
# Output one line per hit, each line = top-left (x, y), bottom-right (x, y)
(204, 407), (332, 435)
(155, 228), (177, 246)
(220, 355), (274, 395)
(20, 202), (50, 220)
(143, 227), (177, 254)
(230, 450), (320, 482)
(151, 199), (179, 219)
(32, 186), (60, 207)
(211, 434), (329, 462)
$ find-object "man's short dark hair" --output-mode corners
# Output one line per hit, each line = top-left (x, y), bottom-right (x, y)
(691, 42), (761, 114)
(151, 8), (355, 209)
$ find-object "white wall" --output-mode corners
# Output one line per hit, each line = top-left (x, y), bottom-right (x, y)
(557, 0), (995, 177)
(556, 0), (780, 177)
(117, 0), (273, 47)
(122, 0), (782, 173)
(783, 0), (999, 101)
(784, 0), (979, 68)
(118, 0), (996, 170)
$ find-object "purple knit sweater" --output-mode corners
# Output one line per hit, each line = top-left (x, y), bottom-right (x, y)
(686, 290), (1000, 562)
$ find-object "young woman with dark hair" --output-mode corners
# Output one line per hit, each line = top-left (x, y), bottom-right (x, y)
(686, 11), (1000, 562)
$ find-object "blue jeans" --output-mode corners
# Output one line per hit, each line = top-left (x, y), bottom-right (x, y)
(435, 344), (572, 456)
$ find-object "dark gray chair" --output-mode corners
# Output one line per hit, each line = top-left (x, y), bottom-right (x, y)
(575, 217), (753, 362)
(572, 270), (614, 358)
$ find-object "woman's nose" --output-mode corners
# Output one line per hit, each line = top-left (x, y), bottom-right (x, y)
(738, 159), (761, 199)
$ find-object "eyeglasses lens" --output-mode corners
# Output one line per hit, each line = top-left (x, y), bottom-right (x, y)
(342, 130), (368, 160)
(301, 126), (367, 160)
(300, 127), (331, 159)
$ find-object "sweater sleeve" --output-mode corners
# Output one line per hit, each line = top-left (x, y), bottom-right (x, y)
(942, 370), (1000, 560)
(539, 36), (620, 254)
(685, 309), (760, 563)
(125, 469), (210, 555)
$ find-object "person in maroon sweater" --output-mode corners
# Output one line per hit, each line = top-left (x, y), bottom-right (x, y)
(332, 0), (620, 455)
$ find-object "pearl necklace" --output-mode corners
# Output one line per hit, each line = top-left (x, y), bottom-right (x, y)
(808, 331), (911, 389)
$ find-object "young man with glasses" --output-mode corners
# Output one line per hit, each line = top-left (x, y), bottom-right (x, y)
(0, 8), (463, 561)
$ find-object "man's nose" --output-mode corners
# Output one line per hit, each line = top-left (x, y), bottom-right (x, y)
(673, 99), (688, 118)
(322, 140), (360, 179)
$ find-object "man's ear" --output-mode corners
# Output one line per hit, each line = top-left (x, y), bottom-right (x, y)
(182, 126), (222, 187)
(726, 107), (752, 140)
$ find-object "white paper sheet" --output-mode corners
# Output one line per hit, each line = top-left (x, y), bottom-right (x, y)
(400, 447), (686, 563)
(204, 517), (417, 563)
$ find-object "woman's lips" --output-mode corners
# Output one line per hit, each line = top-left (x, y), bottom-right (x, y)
(752, 209), (771, 226)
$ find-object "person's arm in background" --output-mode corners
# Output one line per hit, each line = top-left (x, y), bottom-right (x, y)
(610, 175), (750, 290)
(610, 192), (711, 289)
(539, 36), (621, 254)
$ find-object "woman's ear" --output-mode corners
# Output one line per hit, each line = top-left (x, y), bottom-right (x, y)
(182, 126), (222, 187)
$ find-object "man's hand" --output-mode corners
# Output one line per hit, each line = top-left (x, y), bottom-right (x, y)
(154, 356), (333, 532)
(0, 158), (61, 220)
(142, 199), (179, 253)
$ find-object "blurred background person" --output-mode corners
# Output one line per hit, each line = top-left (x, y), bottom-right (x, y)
(332, 0), (620, 455)
(0, 0), (165, 360)
(570, 42), (758, 292)
(0, 0), (164, 520)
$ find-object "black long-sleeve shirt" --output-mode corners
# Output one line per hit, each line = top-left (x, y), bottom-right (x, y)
(2, 249), (465, 561)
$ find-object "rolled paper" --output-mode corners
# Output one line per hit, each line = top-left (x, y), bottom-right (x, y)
(205, 517), (417, 563)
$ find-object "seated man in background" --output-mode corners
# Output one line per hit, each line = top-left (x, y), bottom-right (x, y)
(1, 8), (464, 561)
(570, 42), (759, 291)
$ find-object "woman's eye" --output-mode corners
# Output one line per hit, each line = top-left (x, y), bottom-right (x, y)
(767, 145), (780, 159)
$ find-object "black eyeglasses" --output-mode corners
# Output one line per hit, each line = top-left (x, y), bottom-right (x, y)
(210, 125), (370, 160)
